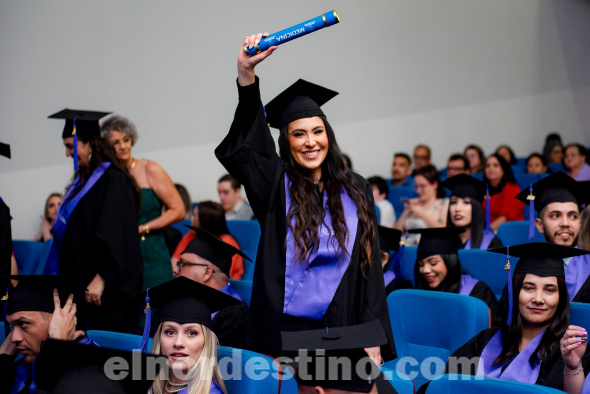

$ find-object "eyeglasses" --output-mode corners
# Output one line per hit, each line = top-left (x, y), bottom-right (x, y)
(565, 152), (580, 159)
(176, 260), (215, 273)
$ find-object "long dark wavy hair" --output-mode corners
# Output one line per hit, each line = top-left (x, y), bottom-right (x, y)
(64, 136), (140, 209)
(494, 273), (569, 368)
(447, 197), (486, 248)
(278, 115), (375, 274)
(483, 153), (517, 191)
(414, 253), (462, 293)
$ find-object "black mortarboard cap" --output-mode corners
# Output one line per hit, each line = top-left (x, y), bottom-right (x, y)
(133, 276), (241, 331)
(35, 339), (166, 394)
(282, 320), (387, 393)
(0, 142), (10, 159)
(409, 227), (465, 261)
(3, 275), (84, 315)
(48, 109), (111, 138)
(441, 174), (499, 203)
(515, 172), (586, 212)
(378, 226), (402, 253)
(181, 226), (251, 277)
(265, 79), (338, 129)
(488, 242), (589, 278)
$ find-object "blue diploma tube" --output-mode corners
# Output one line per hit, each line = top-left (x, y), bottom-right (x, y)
(244, 10), (340, 57)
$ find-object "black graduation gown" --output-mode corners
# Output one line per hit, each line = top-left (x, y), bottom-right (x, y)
(215, 77), (396, 361)
(59, 165), (143, 333)
(385, 277), (413, 295)
(212, 302), (249, 349)
(0, 199), (11, 277)
(469, 281), (498, 312)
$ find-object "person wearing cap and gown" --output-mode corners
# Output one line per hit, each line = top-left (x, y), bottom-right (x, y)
(135, 276), (240, 394)
(177, 226), (249, 348)
(282, 320), (398, 394)
(0, 275), (98, 394)
(377, 226), (412, 295)
(44, 109), (143, 333)
(441, 174), (503, 250)
(439, 243), (589, 391)
(411, 227), (497, 311)
(215, 34), (395, 362)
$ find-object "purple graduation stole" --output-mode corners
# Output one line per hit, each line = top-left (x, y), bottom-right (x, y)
(44, 162), (111, 275)
(477, 329), (545, 384)
(565, 254), (590, 302)
(176, 381), (223, 394)
(283, 173), (359, 321)
(383, 271), (396, 288)
(459, 274), (479, 296)
(212, 284), (244, 319)
(465, 229), (495, 250)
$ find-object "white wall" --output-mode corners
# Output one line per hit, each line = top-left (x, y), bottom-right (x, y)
(1, 0), (589, 238)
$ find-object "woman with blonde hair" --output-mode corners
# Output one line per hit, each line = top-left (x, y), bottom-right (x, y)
(138, 277), (240, 394)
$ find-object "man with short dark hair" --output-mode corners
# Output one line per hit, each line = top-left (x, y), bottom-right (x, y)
(217, 174), (254, 220)
(390, 153), (412, 187)
(445, 153), (469, 178)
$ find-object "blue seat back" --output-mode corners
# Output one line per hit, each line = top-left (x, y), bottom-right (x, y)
(227, 220), (261, 281)
(514, 173), (548, 191)
(548, 163), (565, 173)
(458, 249), (519, 299)
(13, 240), (52, 275)
(496, 221), (545, 246)
(385, 289), (490, 389)
(471, 173), (484, 181)
(228, 279), (253, 306)
(570, 302), (590, 331)
(278, 366), (297, 394)
(427, 374), (564, 393)
(399, 246), (418, 285)
(374, 203), (380, 224)
(386, 186), (418, 219)
(217, 346), (280, 394)
(380, 367), (415, 394)
(171, 219), (192, 236)
(86, 330), (151, 351)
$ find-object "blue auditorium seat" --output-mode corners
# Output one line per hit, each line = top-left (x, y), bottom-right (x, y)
(217, 346), (280, 394)
(228, 279), (253, 306)
(399, 245), (418, 285)
(86, 330), (151, 351)
(471, 173), (484, 181)
(514, 173), (548, 191)
(458, 249), (519, 299)
(548, 163), (565, 173)
(496, 221), (545, 246)
(386, 186), (418, 219)
(427, 374), (564, 393)
(380, 367), (415, 394)
(375, 203), (380, 225)
(570, 302), (590, 330)
(13, 240), (52, 275)
(384, 289), (489, 389)
(171, 219), (192, 236)
(227, 220), (261, 281)
(515, 157), (527, 169)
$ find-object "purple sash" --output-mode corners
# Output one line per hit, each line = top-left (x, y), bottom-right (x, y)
(212, 284), (244, 319)
(459, 274), (479, 296)
(581, 373), (590, 393)
(383, 271), (396, 288)
(283, 173), (359, 321)
(477, 329), (544, 384)
(44, 162), (111, 275)
(565, 254), (590, 302)
(465, 229), (495, 250)
(176, 381), (222, 394)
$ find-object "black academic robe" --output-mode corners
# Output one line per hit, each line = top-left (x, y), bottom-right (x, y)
(212, 302), (249, 349)
(215, 77), (396, 361)
(0, 199), (11, 278)
(59, 165), (143, 333)
(469, 281), (498, 312)
(385, 277), (413, 295)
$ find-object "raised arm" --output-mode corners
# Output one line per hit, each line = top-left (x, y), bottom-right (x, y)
(237, 33), (278, 86)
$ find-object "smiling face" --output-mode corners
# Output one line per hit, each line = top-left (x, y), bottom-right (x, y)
(519, 274), (559, 328)
(159, 321), (205, 378)
(7, 311), (51, 363)
(484, 156), (504, 186)
(418, 255), (448, 289)
(449, 196), (472, 228)
(287, 116), (328, 181)
(106, 130), (133, 162)
(535, 202), (580, 246)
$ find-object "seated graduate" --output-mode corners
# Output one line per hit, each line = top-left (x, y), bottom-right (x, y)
(176, 226), (250, 348)
(0, 275), (97, 394)
(558, 324), (589, 394)
(34, 339), (166, 394)
(446, 243), (589, 389)
(441, 174), (503, 250)
(136, 276), (241, 394)
(378, 226), (412, 295)
(411, 227), (497, 311)
(282, 320), (398, 394)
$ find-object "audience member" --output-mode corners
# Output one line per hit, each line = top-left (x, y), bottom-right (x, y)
(445, 153), (469, 178)
(464, 144), (485, 174)
(171, 201), (245, 279)
(543, 132), (564, 164)
(378, 226), (412, 295)
(174, 183), (192, 219)
(413, 144), (431, 172)
(217, 174), (254, 220)
(390, 152), (413, 187)
(483, 154), (524, 231)
(394, 164), (449, 245)
(177, 227), (249, 348)
(101, 115), (185, 290)
(526, 152), (548, 174)
(495, 144), (517, 165)
(34, 193), (63, 242)
(564, 144), (590, 181)
(411, 228), (497, 311)
(368, 176), (396, 227)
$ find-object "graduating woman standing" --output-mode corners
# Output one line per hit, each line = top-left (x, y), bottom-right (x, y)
(215, 33), (395, 363)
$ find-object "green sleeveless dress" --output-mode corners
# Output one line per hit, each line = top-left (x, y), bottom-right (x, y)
(139, 188), (172, 289)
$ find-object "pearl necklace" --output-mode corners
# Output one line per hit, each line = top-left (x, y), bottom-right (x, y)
(165, 381), (188, 393)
